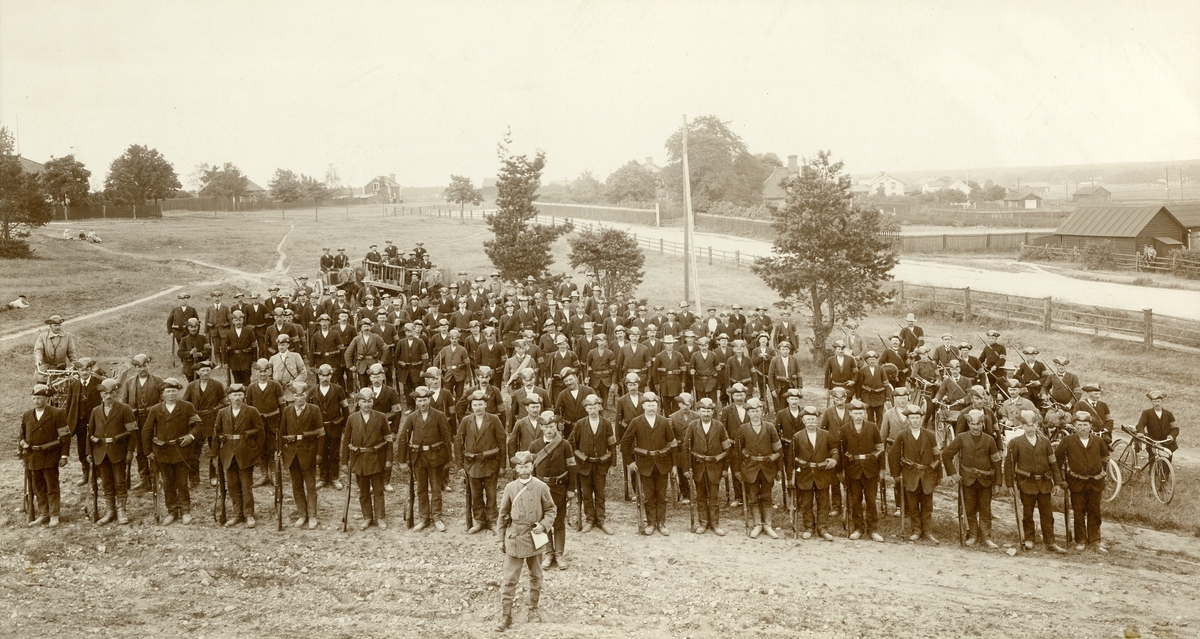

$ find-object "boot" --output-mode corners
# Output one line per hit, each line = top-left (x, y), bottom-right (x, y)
(749, 509), (762, 539)
(763, 508), (778, 539)
(528, 592), (542, 622)
(99, 499), (116, 525)
(116, 499), (130, 525)
(494, 605), (512, 632)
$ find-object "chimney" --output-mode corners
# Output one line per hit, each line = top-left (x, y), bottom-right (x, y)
(788, 155), (798, 172)
(389, 173), (396, 183)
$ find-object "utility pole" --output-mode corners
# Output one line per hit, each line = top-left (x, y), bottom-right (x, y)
(682, 115), (694, 305)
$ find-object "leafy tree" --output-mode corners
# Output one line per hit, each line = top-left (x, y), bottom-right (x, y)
(443, 174), (483, 215)
(301, 174), (329, 206)
(268, 169), (303, 211)
(197, 162), (250, 209)
(752, 151), (897, 360)
(40, 155), (91, 208)
(483, 131), (572, 282)
(0, 129), (52, 251)
(104, 144), (181, 205)
(660, 115), (776, 210)
(604, 159), (658, 204)
(567, 170), (604, 204)
(568, 226), (645, 301)
(324, 164), (345, 195)
(935, 188), (968, 204)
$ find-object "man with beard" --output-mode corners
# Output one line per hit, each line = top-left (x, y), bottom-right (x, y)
(494, 450), (557, 632)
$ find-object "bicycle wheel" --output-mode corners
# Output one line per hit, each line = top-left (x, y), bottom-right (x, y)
(1102, 458), (1123, 502)
(1151, 457), (1174, 505)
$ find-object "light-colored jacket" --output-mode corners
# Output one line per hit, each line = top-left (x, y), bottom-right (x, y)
(497, 477), (557, 558)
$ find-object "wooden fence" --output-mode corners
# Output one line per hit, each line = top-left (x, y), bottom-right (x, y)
(534, 202), (667, 226)
(1020, 244), (1200, 278)
(161, 195), (367, 212)
(53, 203), (162, 220)
(894, 282), (1200, 352)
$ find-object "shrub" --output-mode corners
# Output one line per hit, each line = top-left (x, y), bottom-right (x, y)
(1080, 241), (1118, 270)
(1020, 245), (1058, 262)
(0, 238), (34, 259)
(1168, 247), (1200, 280)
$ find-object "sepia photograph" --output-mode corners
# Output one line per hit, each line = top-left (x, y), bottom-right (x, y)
(1, 1), (1197, 637)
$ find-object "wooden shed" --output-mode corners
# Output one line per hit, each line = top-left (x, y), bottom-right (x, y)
(1045, 204), (1187, 253)
(1164, 202), (1200, 249)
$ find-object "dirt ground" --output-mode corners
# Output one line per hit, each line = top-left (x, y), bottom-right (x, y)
(4, 211), (1198, 638)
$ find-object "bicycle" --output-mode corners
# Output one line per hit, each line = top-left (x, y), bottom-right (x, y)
(1104, 425), (1174, 505)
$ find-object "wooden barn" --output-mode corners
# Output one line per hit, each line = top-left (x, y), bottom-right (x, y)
(1042, 204), (1188, 253)
(1165, 202), (1200, 250)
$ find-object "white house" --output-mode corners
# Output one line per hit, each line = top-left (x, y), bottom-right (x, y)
(860, 173), (906, 197)
(920, 177), (971, 196)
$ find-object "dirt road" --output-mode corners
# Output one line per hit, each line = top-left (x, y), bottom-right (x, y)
(570, 217), (1200, 318)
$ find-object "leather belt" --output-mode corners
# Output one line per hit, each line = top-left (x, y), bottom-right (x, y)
(902, 460), (934, 471)
(848, 454), (876, 461)
(410, 442), (445, 452)
(223, 435), (242, 441)
(743, 452), (779, 462)
(540, 470), (570, 485)
(464, 447), (500, 461)
(575, 450), (612, 463)
(1016, 470), (1049, 481)
(1068, 470), (1105, 480)
(260, 410), (280, 418)
(634, 446), (673, 458)
(349, 440), (389, 452)
(591, 370), (611, 375)
(92, 437), (119, 444)
(153, 437), (189, 446)
(962, 466), (996, 477)
(692, 452), (727, 463)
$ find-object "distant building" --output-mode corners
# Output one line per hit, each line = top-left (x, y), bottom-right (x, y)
(642, 157), (662, 174)
(1024, 181), (1053, 195)
(920, 177), (971, 196)
(1164, 202), (1200, 249)
(1003, 189), (1043, 210)
(363, 174), (401, 203)
(1072, 185), (1112, 204)
(860, 173), (906, 197)
(18, 156), (44, 175)
(243, 179), (267, 202)
(1043, 204), (1187, 253)
(762, 155), (800, 206)
(481, 178), (498, 201)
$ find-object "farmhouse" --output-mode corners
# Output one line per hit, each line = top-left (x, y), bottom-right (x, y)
(1072, 185), (1112, 204)
(363, 174), (401, 203)
(1003, 188), (1043, 210)
(762, 155), (800, 206)
(1041, 204), (1188, 253)
(920, 177), (971, 196)
(861, 172), (906, 197)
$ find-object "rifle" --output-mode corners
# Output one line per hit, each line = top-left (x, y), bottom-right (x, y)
(687, 473), (698, 533)
(621, 448), (631, 502)
(89, 437), (99, 523)
(276, 425), (284, 531)
(342, 459), (353, 532)
(724, 467), (734, 507)
(788, 468), (797, 539)
(739, 471), (749, 536)
(1011, 487), (1024, 550)
(629, 465), (645, 534)
(24, 468), (34, 524)
(842, 472), (849, 533)
(899, 477), (906, 539)
(878, 459), (889, 516)
(957, 480), (966, 546)
(464, 470), (474, 530)
(1063, 480), (1074, 544)
(150, 461), (160, 525)
(406, 464), (416, 529)
(213, 434), (227, 525)
(574, 474), (583, 532)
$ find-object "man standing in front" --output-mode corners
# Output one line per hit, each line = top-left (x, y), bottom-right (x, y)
(1057, 411), (1110, 553)
(20, 384), (71, 527)
(494, 450), (557, 632)
(621, 392), (678, 535)
(682, 397), (732, 535)
(733, 398), (782, 539)
(942, 409), (1002, 548)
(793, 406), (837, 540)
(397, 386), (454, 532)
(215, 384), (264, 528)
(87, 378), (138, 525)
(1004, 409), (1066, 553)
(458, 391), (507, 533)
(529, 411), (577, 570)
(568, 394), (615, 534)
(341, 388), (392, 530)
(142, 378), (202, 525)
(282, 382), (325, 529)
(839, 399), (885, 542)
(888, 405), (942, 543)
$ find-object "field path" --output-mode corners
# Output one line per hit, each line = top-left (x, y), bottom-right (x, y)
(0, 285), (184, 344)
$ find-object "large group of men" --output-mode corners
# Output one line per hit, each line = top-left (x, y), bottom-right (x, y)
(19, 240), (1183, 629)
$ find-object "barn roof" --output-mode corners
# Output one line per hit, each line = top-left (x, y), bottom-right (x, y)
(1054, 204), (1177, 238)
(1164, 202), (1200, 229)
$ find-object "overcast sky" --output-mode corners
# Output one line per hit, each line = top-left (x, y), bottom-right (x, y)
(2, 1), (1197, 191)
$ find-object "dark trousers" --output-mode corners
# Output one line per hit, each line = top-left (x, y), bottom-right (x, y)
(744, 473), (774, 509)
(133, 415), (151, 480)
(904, 483), (935, 536)
(226, 462), (255, 520)
(97, 458), (129, 502)
(864, 404), (884, 429)
(75, 421), (90, 477)
(846, 474), (879, 533)
(547, 484), (567, 556)
(288, 460), (318, 521)
(29, 466), (62, 518)
(414, 460), (445, 522)
(798, 485), (831, 533)
(469, 474), (499, 527)
(830, 476), (843, 511)
(231, 369), (251, 385)
(355, 471), (386, 521)
(638, 469), (669, 527)
(157, 460), (191, 516)
(963, 481), (994, 540)
(580, 468), (608, 525)
(1019, 490), (1057, 546)
(261, 414), (280, 475)
(728, 463), (744, 502)
(674, 466), (691, 500)
(694, 474), (721, 528)
(319, 422), (344, 483)
(1070, 487), (1102, 545)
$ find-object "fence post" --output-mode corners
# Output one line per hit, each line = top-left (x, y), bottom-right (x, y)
(896, 281), (905, 305)
(1143, 308), (1153, 348)
(735, 250), (740, 268)
(963, 287), (971, 320)
(942, 234), (948, 250)
(102, 205), (106, 218)
(659, 238), (664, 254)
(655, 203), (661, 228)
(985, 234), (991, 249)
(1042, 297), (1052, 332)
(708, 246), (713, 265)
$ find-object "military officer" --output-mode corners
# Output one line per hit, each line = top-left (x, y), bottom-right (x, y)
(494, 450), (557, 632)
